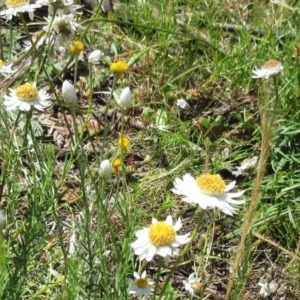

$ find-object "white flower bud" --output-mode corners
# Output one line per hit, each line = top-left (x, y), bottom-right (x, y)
(88, 50), (102, 63)
(100, 159), (112, 181)
(113, 87), (132, 109)
(62, 80), (77, 106)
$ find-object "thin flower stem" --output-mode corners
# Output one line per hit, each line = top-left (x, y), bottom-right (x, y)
(99, 76), (117, 161)
(74, 55), (79, 86)
(225, 75), (280, 300)
(152, 257), (163, 300)
(157, 209), (205, 300)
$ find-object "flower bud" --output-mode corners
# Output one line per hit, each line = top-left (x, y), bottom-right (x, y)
(100, 159), (112, 181)
(62, 80), (77, 106)
(88, 50), (102, 63)
(113, 86), (132, 109)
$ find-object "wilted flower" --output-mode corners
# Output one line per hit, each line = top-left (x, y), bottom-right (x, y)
(252, 59), (283, 79)
(128, 271), (153, 298)
(88, 50), (102, 63)
(43, 14), (82, 49)
(176, 98), (188, 109)
(62, 80), (77, 106)
(113, 86), (132, 109)
(69, 40), (84, 55)
(110, 60), (128, 76)
(231, 156), (258, 177)
(258, 281), (278, 298)
(131, 215), (190, 262)
(24, 31), (46, 52)
(183, 273), (202, 295)
(100, 159), (112, 181)
(3, 83), (51, 111)
(172, 173), (245, 215)
(0, 0), (43, 20)
(0, 59), (14, 77)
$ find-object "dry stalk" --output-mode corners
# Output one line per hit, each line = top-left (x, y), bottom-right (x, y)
(225, 78), (277, 299)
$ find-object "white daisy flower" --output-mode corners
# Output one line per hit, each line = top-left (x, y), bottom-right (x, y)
(0, 59), (14, 77)
(38, 0), (82, 16)
(176, 98), (188, 109)
(3, 83), (51, 111)
(231, 156), (258, 177)
(0, 0), (43, 21)
(128, 271), (153, 298)
(172, 173), (245, 215)
(113, 86), (132, 109)
(43, 14), (82, 49)
(131, 215), (190, 262)
(183, 273), (201, 295)
(252, 59), (283, 79)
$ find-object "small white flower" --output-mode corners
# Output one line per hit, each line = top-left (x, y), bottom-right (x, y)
(231, 156), (258, 177)
(0, 59), (14, 77)
(62, 80), (77, 106)
(100, 159), (112, 181)
(0, 0), (43, 21)
(128, 271), (153, 298)
(258, 281), (278, 298)
(183, 273), (201, 295)
(3, 83), (51, 111)
(43, 14), (82, 49)
(252, 59), (283, 79)
(88, 50), (102, 63)
(0, 210), (5, 231)
(172, 173), (245, 215)
(113, 86), (132, 109)
(176, 98), (188, 109)
(131, 215), (190, 262)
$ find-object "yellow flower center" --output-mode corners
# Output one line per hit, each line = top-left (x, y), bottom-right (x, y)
(5, 0), (28, 8)
(110, 60), (128, 76)
(0, 60), (4, 67)
(136, 278), (148, 289)
(149, 222), (176, 246)
(191, 282), (202, 292)
(196, 174), (226, 195)
(263, 59), (279, 69)
(70, 40), (84, 55)
(15, 84), (38, 101)
(118, 137), (130, 148)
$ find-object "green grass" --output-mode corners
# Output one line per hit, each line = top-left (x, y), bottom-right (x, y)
(0, 0), (300, 299)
